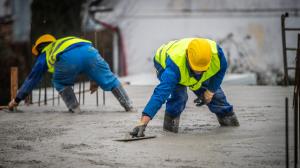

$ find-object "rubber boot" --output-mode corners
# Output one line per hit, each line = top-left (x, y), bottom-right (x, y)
(217, 112), (240, 126)
(163, 113), (180, 133)
(59, 87), (81, 113)
(112, 85), (134, 112)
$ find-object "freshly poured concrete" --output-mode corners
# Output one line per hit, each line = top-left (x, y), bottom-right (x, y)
(0, 85), (293, 168)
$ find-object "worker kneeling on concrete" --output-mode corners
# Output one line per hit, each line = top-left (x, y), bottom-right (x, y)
(130, 38), (239, 137)
(8, 34), (134, 113)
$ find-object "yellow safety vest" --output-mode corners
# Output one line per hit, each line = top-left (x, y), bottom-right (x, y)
(42, 36), (92, 73)
(154, 38), (220, 91)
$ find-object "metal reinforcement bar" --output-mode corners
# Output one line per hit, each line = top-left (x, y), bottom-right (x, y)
(44, 75), (47, 105)
(52, 87), (54, 106)
(31, 88), (91, 105)
(83, 81), (85, 104)
(79, 81), (81, 104)
(103, 90), (105, 105)
(286, 97), (289, 168)
(77, 79), (87, 105)
(38, 84), (41, 106)
(34, 66), (102, 106)
(96, 89), (99, 106)
(293, 33), (300, 168)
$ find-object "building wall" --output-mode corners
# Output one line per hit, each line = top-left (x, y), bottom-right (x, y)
(93, 0), (300, 83)
(0, 0), (31, 42)
(13, 0), (31, 42)
(0, 0), (11, 17)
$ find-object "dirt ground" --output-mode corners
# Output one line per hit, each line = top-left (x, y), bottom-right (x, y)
(0, 85), (293, 168)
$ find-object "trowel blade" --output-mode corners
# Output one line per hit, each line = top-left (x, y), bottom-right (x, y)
(114, 134), (156, 142)
(0, 106), (9, 110)
(0, 107), (23, 113)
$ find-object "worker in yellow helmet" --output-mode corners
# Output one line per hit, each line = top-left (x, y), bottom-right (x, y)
(8, 34), (135, 113)
(130, 38), (239, 137)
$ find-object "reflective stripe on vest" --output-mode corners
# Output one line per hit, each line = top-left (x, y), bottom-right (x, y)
(154, 38), (220, 91)
(42, 36), (92, 73)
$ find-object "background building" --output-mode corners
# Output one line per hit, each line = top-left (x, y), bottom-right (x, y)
(86, 0), (300, 84)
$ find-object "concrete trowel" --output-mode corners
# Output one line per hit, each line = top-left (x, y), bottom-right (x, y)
(0, 106), (9, 110)
(0, 106), (22, 112)
(114, 133), (156, 142)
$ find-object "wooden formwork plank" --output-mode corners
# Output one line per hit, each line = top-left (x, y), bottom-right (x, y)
(10, 67), (18, 100)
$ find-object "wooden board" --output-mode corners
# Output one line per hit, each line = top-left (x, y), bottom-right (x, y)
(10, 67), (18, 100)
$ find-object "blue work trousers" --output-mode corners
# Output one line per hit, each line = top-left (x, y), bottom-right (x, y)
(52, 45), (120, 92)
(166, 82), (233, 118)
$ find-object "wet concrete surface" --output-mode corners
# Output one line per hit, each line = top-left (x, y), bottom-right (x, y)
(0, 85), (292, 168)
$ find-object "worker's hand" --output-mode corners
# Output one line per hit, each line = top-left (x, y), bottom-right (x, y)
(8, 99), (18, 111)
(90, 81), (98, 94)
(130, 121), (147, 137)
(194, 96), (205, 106)
(203, 90), (214, 104)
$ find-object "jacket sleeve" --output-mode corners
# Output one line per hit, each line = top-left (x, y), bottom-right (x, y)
(142, 59), (180, 119)
(207, 46), (228, 92)
(15, 54), (48, 103)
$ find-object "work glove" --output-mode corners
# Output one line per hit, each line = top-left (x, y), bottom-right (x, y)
(90, 81), (98, 94)
(194, 95), (206, 107)
(8, 99), (18, 111)
(203, 90), (214, 104)
(194, 90), (214, 106)
(130, 121), (147, 137)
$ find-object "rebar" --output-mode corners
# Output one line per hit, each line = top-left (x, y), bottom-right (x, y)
(103, 90), (105, 105)
(38, 84), (41, 106)
(79, 80), (82, 105)
(83, 80), (85, 105)
(44, 76), (47, 105)
(293, 33), (300, 168)
(52, 87), (54, 106)
(286, 97), (289, 168)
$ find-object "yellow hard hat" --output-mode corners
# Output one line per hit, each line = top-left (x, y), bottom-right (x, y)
(32, 34), (56, 56)
(187, 39), (211, 72)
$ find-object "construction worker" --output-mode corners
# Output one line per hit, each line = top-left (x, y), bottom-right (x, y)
(130, 38), (239, 137)
(8, 34), (134, 113)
